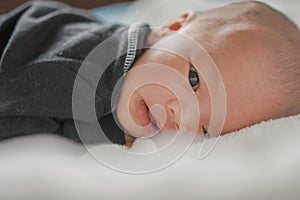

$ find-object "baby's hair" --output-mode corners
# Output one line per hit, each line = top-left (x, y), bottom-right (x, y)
(242, 2), (300, 116)
(238, 1), (300, 117)
(271, 15), (300, 116)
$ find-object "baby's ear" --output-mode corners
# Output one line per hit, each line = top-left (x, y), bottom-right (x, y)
(162, 10), (196, 31)
(147, 10), (196, 46)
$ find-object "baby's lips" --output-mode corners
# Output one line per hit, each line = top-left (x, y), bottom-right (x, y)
(135, 99), (151, 127)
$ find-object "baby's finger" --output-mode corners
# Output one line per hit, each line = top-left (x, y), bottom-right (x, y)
(124, 133), (136, 148)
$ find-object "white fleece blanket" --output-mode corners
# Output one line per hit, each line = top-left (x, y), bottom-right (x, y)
(0, 115), (299, 200)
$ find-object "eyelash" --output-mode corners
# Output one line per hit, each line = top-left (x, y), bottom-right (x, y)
(189, 65), (200, 91)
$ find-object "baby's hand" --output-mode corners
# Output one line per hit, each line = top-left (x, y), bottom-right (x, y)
(124, 133), (136, 148)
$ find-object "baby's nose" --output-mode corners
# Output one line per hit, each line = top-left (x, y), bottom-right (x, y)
(166, 99), (181, 130)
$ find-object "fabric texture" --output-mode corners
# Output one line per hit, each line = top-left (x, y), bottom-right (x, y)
(0, 115), (299, 199)
(0, 1), (151, 144)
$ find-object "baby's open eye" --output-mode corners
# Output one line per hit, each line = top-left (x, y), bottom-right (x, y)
(189, 65), (200, 90)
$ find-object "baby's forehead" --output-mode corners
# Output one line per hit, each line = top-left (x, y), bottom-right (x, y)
(189, 2), (297, 54)
(194, 1), (296, 36)
(201, 1), (278, 23)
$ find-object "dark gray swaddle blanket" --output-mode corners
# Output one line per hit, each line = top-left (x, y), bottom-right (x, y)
(0, 1), (150, 144)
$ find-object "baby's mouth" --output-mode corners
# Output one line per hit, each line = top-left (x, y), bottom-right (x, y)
(135, 99), (160, 131)
(135, 99), (208, 137)
(135, 99), (150, 126)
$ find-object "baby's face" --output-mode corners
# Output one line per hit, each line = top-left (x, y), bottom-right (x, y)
(117, 2), (290, 142)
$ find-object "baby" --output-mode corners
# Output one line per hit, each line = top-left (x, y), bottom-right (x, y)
(117, 1), (300, 146)
(0, 1), (299, 147)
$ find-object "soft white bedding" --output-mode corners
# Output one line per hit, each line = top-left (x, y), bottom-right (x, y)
(0, 115), (299, 200)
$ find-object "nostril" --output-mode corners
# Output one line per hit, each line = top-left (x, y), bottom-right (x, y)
(166, 99), (180, 128)
(166, 99), (178, 117)
(168, 106), (175, 117)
